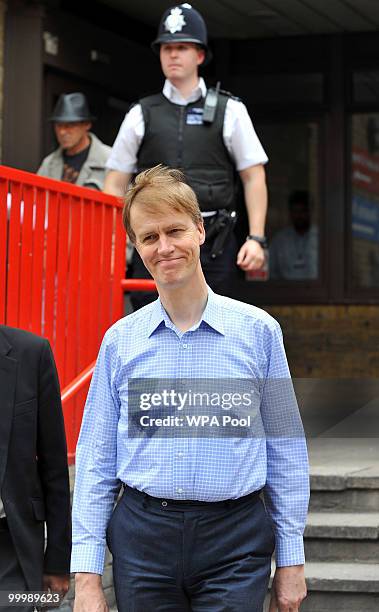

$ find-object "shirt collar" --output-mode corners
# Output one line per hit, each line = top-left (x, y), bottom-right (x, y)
(162, 77), (207, 105)
(200, 287), (225, 335)
(146, 298), (173, 337)
(147, 286), (225, 337)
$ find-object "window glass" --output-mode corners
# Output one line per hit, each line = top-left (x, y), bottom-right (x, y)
(353, 70), (379, 105)
(351, 114), (379, 288)
(252, 121), (320, 281)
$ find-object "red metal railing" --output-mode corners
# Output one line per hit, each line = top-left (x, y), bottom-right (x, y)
(0, 166), (126, 462)
(60, 278), (157, 461)
(120, 278), (156, 292)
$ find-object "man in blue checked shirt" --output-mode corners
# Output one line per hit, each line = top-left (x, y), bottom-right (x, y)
(71, 165), (310, 612)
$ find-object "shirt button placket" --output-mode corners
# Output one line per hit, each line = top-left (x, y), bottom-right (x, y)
(173, 335), (190, 498)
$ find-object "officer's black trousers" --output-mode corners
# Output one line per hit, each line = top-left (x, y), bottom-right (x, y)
(129, 219), (238, 311)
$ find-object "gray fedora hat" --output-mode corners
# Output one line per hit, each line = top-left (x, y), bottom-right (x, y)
(49, 92), (96, 122)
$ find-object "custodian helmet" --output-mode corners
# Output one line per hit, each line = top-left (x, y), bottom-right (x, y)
(151, 3), (212, 65)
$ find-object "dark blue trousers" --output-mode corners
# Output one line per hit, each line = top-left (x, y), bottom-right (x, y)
(107, 487), (274, 612)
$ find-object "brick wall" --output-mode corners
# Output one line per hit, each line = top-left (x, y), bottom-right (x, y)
(264, 305), (379, 377)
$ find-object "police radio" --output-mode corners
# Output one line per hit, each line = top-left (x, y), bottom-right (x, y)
(203, 81), (221, 124)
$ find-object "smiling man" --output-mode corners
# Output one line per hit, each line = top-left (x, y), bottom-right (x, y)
(104, 3), (268, 310)
(129, 186), (205, 295)
(71, 166), (309, 612)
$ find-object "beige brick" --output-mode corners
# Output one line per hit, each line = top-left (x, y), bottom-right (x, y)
(264, 305), (379, 377)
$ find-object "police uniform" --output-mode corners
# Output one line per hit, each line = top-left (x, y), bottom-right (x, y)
(106, 5), (268, 308)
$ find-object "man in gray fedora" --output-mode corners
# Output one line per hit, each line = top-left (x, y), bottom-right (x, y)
(37, 92), (111, 190)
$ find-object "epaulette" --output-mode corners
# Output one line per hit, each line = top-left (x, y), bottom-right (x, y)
(218, 88), (242, 102)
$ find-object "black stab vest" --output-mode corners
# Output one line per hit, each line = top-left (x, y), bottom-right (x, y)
(137, 93), (236, 212)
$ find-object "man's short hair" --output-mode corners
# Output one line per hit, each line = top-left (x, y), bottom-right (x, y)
(123, 165), (203, 244)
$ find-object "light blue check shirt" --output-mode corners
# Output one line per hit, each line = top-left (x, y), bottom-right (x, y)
(71, 288), (309, 574)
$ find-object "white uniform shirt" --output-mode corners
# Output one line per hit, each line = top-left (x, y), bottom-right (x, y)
(106, 78), (268, 174)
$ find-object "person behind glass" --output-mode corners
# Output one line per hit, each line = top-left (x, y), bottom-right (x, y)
(103, 3), (268, 310)
(37, 92), (112, 190)
(0, 326), (71, 612)
(270, 190), (318, 280)
(71, 166), (309, 612)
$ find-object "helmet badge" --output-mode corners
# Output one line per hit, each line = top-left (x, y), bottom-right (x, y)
(164, 7), (187, 34)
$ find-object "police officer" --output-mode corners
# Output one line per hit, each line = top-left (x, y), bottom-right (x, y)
(104, 3), (268, 308)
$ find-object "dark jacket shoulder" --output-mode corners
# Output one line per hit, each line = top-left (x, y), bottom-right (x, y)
(0, 325), (47, 354)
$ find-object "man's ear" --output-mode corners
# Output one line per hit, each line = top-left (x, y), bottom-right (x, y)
(197, 48), (205, 66)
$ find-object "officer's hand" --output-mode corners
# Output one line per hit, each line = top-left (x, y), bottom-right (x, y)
(237, 239), (264, 271)
(73, 573), (109, 612)
(269, 565), (307, 611)
(42, 573), (70, 598)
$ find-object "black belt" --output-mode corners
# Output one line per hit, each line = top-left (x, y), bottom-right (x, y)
(123, 484), (262, 510)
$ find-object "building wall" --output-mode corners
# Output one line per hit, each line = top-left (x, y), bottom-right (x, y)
(0, 0), (7, 160)
(265, 305), (379, 377)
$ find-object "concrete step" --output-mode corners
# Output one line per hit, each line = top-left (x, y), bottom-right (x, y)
(265, 562), (379, 612)
(304, 512), (379, 562)
(266, 590), (379, 612)
(306, 512), (379, 539)
(309, 470), (379, 512)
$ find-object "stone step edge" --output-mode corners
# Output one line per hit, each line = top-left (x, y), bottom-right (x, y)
(305, 512), (379, 539)
(270, 562), (379, 593)
(310, 473), (379, 491)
